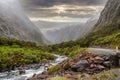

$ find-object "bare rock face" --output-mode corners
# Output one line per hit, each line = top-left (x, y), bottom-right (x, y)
(94, 0), (120, 29)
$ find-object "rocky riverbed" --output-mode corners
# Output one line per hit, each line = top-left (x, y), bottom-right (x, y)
(0, 54), (68, 80)
(28, 51), (119, 80)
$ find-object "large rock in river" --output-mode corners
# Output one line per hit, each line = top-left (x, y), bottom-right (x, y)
(71, 60), (89, 72)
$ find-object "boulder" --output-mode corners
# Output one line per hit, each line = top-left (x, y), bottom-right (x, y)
(82, 73), (90, 77)
(117, 52), (120, 66)
(95, 56), (104, 61)
(71, 60), (89, 72)
(109, 55), (119, 66)
(64, 73), (77, 79)
(90, 64), (97, 68)
(64, 74), (73, 78)
(103, 61), (111, 67)
(37, 75), (48, 79)
(93, 56), (104, 64)
(117, 52), (120, 58)
(96, 65), (105, 70)
(102, 56), (110, 61)
(19, 70), (25, 75)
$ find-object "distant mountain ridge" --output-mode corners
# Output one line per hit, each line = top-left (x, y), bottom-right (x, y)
(40, 15), (99, 44)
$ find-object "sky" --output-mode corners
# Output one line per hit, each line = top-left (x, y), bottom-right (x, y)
(20, 0), (108, 23)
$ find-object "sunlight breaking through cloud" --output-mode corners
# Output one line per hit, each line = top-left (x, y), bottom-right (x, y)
(30, 17), (89, 23)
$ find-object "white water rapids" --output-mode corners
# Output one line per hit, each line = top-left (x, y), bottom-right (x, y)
(0, 55), (68, 80)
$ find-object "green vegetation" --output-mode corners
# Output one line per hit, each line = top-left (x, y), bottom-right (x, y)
(49, 45), (86, 57)
(0, 36), (86, 71)
(50, 77), (68, 80)
(0, 37), (55, 71)
(93, 32), (120, 48)
(0, 21), (119, 73)
(48, 65), (60, 74)
(0, 37), (37, 47)
(0, 37), (50, 51)
(0, 46), (55, 71)
(78, 23), (120, 48)
(49, 70), (118, 80)
(56, 46), (86, 57)
(88, 70), (118, 80)
(47, 46), (86, 74)
(48, 22), (120, 80)
(51, 23), (120, 49)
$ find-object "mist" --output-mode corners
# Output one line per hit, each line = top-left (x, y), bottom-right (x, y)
(0, 0), (46, 43)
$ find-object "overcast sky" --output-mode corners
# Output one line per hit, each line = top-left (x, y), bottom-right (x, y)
(20, 0), (108, 23)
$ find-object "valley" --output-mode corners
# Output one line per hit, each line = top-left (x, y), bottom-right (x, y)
(0, 0), (120, 80)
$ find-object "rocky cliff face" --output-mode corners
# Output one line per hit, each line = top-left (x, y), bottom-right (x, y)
(94, 0), (120, 29)
(0, 0), (48, 44)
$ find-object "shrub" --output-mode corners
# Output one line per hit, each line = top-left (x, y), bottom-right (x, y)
(50, 77), (68, 80)
(48, 65), (60, 74)
(0, 46), (55, 71)
(88, 70), (118, 80)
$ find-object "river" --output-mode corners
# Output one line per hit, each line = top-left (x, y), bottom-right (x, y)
(0, 55), (68, 80)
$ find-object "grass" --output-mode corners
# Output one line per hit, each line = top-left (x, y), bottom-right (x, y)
(48, 65), (60, 74)
(50, 45), (86, 57)
(0, 45), (55, 71)
(87, 70), (118, 80)
(49, 77), (68, 80)
(93, 32), (120, 48)
(49, 69), (118, 80)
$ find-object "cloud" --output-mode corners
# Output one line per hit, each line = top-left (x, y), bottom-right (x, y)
(24, 5), (104, 18)
(20, 0), (108, 23)
(21, 0), (107, 7)
(30, 16), (89, 23)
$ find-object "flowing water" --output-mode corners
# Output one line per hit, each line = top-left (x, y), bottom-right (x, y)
(0, 55), (68, 80)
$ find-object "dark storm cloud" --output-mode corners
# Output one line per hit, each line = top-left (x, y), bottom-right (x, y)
(20, 0), (108, 22)
(23, 7), (97, 18)
(21, 0), (107, 7)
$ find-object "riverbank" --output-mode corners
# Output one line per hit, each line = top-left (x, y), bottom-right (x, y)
(49, 68), (120, 80)
(0, 54), (68, 80)
(0, 45), (55, 72)
(28, 48), (119, 80)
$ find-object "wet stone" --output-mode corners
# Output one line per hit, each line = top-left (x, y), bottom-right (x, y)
(71, 60), (89, 72)
(19, 70), (25, 75)
(117, 52), (120, 66)
(103, 61), (111, 67)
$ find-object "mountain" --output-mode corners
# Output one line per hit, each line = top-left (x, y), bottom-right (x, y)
(41, 23), (84, 44)
(53, 0), (120, 48)
(0, 0), (48, 44)
(79, 0), (120, 47)
(94, 0), (120, 30)
(40, 15), (99, 44)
